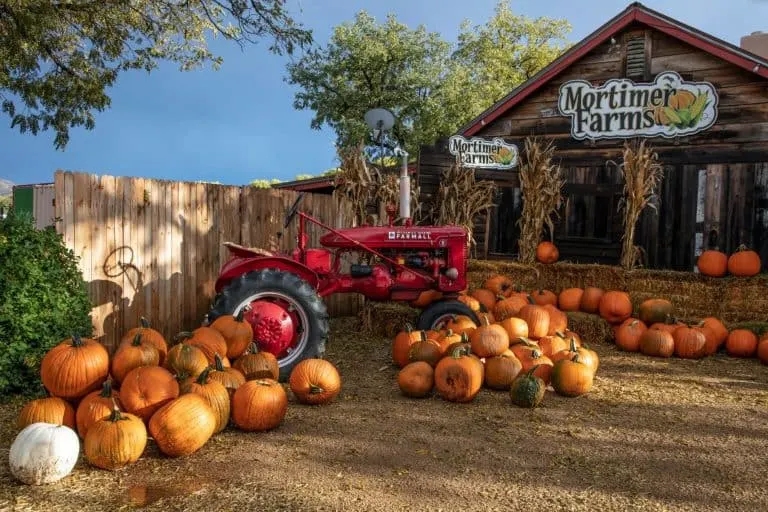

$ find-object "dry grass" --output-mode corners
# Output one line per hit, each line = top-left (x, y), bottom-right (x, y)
(610, 140), (664, 270)
(517, 137), (564, 264)
(2, 317), (768, 512)
(429, 160), (496, 248)
(373, 172), (421, 225)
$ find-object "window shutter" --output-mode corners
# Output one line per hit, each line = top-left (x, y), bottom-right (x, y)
(625, 37), (646, 79)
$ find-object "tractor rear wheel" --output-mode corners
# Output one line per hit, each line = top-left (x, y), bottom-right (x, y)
(416, 300), (480, 331)
(207, 269), (329, 381)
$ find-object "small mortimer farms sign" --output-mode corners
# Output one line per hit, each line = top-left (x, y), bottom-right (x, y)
(448, 135), (519, 169)
(557, 71), (718, 140)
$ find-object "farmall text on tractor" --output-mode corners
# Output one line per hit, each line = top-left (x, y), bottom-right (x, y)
(207, 166), (475, 380)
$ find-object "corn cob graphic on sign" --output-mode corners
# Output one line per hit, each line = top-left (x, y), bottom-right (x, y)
(557, 71), (719, 140)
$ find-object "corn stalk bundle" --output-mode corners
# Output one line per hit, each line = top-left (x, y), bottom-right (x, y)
(430, 159), (496, 248)
(517, 137), (564, 264)
(333, 142), (377, 226)
(611, 139), (663, 269)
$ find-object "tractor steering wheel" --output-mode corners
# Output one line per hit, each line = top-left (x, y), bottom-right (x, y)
(283, 192), (305, 229)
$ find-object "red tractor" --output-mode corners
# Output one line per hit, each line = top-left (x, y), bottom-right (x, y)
(208, 192), (478, 380)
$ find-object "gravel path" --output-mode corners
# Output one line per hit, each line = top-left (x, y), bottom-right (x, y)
(2, 317), (768, 511)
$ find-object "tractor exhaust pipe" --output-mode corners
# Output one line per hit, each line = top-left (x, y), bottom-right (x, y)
(397, 147), (410, 222)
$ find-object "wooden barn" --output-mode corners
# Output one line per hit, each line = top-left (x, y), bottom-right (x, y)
(417, 2), (768, 271)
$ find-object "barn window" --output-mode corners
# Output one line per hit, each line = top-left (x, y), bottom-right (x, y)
(625, 37), (646, 79)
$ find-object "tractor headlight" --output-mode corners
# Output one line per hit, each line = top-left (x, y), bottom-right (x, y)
(445, 267), (459, 280)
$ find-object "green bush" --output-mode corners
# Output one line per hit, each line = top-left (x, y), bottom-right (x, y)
(0, 209), (92, 396)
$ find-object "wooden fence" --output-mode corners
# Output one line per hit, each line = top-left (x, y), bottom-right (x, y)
(53, 171), (362, 352)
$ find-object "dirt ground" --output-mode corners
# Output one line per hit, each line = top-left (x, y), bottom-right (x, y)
(2, 316), (768, 512)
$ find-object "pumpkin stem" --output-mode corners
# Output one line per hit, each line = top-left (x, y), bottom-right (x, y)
(140, 316), (150, 329)
(496, 294), (506, 301)
(100, 379), (113, 398)
(131, 332), (143, 346)
(525, 294), (535, 304)
(531, 349), (542, 358)
(174, 331), (193, 342)
(109, 398), (123, 422)
(526, 364), (541, 376)
(235, 310), (245, 323)
(450, 344), (470, 359)
(196, 367), (212, 384)
(246, 342), (259, 354)
(445, 329), (454, 337)
(555, 330), (566, 338)
(420, 331), (427, 342)
(481, 315), (491, 326)
(309, 384), (325, 394)
(214, 353), (225, 371)
(569, 337), (578, 352)
(572, 353), (581, 363)
(459, 332), (469, 343)
(71, 334), (83, 346)
(404, 322), (413, 333)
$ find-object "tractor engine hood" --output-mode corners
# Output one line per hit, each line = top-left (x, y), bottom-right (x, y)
(319, 225), (466, 249)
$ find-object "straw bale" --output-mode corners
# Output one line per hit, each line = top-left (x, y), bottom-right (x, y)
(566, 312), (614, 345)
(359, 301), (419, 338)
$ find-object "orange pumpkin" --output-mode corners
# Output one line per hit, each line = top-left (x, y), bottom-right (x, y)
(725, 329), (758, 357)
(435, 329), (462, 357)
(232, 379), (288, 431)
(149, 393), (216, 456)
(119, 317), (168, 366)
(434, 346), (483, 403)
(17, 396), (76, 431)
(531, 289), (558, 307)
(537, 334), (568, 359)
(177, 327), (228, 364)
(536, 241), (559, 264)
(210, 310), (254, 360)
(672, 326), (707, 359)
(639, 328), (674, 358)
(493, 294), (529, 321)
(469, 317), (510, 358)
(470, 289), (498, 312)
(701, 317), (728, 349)
(40, 334), (110, 400)
(119, 366), (180, 423)
(508, 337), (540, 361)
(84, 405), (147, 470)
(397, 362), (434, 398)
(551, 354), (593, 397)
(208, 353), (246, 398)
(164, 343), (209, 378)
(516, 302), (550, 340)
(408, 338), (443, 367)
(445, 315), (477, 336)
(697, 250), (728, 277)
(497, 317), (529, 340)
(484, 352), (523, 390)
(757, 338), (768, 365)
(542, 304), (567, 335)
(457, 294), (481, 312)
(234, 342), (279, 380)
(110, 333), (160, 385)
(694, 324), (719, 356)
(614, 319), (647, 352)
(483, 275), (514, 298)
(727, 246), (761, 277)
(638, 299), (673, 326)
(599, 291), (633, 325)
(558, 288), (584, 312)
(443, 332), (472, 357)
(410, 290), (443, 308)
(289, 359), (342, 405)
(579, 287), (604, 314)
(180, 367), (230, 434)
(392, 324), (423, 368)
(76, 380), (121, 438)
(550, 338), (599, 375)
(517, 348), (553, 384)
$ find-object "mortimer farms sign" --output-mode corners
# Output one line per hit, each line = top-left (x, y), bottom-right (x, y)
(448, 135), (519, 169)
(557, 71), (718, 140)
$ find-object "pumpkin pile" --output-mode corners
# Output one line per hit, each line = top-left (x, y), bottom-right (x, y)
(697, 245), (762, 277)
(395, 276), (601, 407)
(10, 315), (342, 485)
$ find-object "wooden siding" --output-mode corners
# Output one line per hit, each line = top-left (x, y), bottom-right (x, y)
(418, 23), (768, 270)
(54, 171), (362, 352)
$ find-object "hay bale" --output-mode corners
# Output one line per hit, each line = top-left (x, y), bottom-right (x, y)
(566, 312), (614, 345)
(359, 301), (419, 338)
(468, 260), (768, 325)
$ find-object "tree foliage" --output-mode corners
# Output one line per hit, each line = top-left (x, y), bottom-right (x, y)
(0, 210), (92, 396)
(287, 1), (571, 155)
(0, 0), (312, 149)
(286, 11), (453, 157)
(251, 178), (282, 188)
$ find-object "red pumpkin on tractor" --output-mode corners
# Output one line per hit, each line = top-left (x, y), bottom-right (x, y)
(207, 178), (476, 380)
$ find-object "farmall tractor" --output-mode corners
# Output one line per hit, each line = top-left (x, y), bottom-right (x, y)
(207, 167), (478, 380)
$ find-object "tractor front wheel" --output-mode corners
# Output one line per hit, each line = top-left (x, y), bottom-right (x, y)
(416, 300), (480, 331)
(207, 269), (329, 381)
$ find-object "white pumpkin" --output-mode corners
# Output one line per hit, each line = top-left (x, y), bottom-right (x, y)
(9, 423), (80, 485)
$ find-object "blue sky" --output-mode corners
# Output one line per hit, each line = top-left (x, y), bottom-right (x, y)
(1, 0), (766, 187)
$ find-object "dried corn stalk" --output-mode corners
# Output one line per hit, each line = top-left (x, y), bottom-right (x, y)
(611, 139), (663, 269)
(374, 172), (422, 224)
(333, 142), (376, 226)
(430, 159), (496, 248)
(517, 137), (564, 264)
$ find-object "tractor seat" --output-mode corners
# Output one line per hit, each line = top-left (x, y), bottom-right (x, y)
(223, 242), (275, 257)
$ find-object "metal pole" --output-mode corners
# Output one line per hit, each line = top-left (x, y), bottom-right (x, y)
(398, 147), (410, 221)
